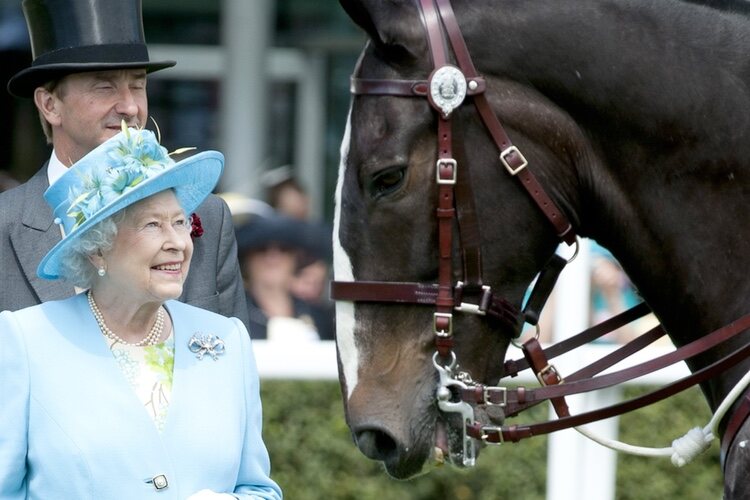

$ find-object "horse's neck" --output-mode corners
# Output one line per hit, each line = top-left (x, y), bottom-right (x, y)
(468, 0), (750, 337)
(597, 180), (750, 337)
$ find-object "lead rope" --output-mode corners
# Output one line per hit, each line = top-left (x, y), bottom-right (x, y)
(572, 368), (750, 466)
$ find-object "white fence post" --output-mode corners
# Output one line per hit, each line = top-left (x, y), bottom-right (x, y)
(545, 239), (619, 500)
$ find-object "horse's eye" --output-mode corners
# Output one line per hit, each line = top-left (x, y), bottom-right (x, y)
(369, 167), (405, 199)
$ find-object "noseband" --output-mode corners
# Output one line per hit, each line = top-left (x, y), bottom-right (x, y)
(332, 0), (750, 467)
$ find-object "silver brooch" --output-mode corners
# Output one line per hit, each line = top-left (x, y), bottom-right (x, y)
(188, 333), (226, 360)
(429, 65), (467, 118)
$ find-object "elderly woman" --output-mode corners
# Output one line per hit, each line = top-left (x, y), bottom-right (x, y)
(0, 126), (282, 499)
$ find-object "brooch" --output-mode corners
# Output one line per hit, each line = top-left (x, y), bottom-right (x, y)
(188, 333), (226, 360)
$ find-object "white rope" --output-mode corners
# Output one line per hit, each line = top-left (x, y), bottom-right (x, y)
(572, 368), (750, 467)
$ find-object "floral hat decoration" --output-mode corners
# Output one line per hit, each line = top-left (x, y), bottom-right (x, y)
(37, 123), (224, 280)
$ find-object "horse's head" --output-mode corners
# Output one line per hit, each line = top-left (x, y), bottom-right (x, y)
(334, 0), (587, 478)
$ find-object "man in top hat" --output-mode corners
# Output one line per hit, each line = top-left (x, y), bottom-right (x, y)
(0, 0), (249, 327)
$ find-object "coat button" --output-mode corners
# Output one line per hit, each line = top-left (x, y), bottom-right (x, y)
(146, 474), (169, 490)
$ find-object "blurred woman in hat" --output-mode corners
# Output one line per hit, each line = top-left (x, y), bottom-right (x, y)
(236, 213), (333, 341)
(0, 126), (281, 499)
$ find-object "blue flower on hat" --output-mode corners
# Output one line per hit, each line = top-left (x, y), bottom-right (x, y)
(107, 165), (144, 195)
(79, 190), (107, 217)
(65, 124), (176, 230)
(115, 128), (171, 169)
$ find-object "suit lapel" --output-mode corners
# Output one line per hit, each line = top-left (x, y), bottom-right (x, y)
(11, 166), (74, 302)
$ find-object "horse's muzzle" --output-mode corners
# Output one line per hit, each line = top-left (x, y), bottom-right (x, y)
(352, 423), (429, 479)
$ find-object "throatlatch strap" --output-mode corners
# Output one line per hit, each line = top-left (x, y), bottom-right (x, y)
(522, 254), (568, 326)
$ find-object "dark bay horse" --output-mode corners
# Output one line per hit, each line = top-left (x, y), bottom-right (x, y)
(331, 0), (750, 495)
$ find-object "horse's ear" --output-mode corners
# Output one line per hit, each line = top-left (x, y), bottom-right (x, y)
(339, 0), (424, 62)
(339, 0), (381, 42)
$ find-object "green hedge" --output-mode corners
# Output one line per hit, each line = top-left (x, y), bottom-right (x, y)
(260, 381), (722, 499)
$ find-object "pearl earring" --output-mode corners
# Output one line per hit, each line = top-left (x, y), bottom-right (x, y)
(98, 267), (106, 277)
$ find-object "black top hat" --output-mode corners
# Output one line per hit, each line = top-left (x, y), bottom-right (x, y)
(7, 0), (176, 98)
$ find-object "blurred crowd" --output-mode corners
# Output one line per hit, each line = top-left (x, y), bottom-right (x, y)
(221, 166), (335, 342)
(535, 241), (660, 345)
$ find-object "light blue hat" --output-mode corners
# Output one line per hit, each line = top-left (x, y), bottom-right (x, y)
(38, 126), (224, 280)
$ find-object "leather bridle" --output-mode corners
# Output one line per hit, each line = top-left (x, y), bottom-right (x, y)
(331, 0), (575, 353)
(331, 0), (750, 467)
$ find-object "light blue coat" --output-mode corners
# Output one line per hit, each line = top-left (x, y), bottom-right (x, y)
(0, 294), (282, 499)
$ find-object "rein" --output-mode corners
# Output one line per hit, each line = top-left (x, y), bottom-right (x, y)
(331, 0), (750, 466)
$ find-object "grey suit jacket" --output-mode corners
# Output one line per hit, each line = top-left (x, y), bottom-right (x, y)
(0, 165), (249, 328)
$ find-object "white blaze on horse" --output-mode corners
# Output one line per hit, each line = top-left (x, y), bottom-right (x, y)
(331, 1), (750, 497)
(334, 115), (360, 398)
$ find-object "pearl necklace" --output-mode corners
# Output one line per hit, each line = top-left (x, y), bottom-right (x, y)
(87, 290), (164, 346)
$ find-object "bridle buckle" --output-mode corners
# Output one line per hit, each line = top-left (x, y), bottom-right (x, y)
(483, 386), (507, 407)
(433, 312), (454, 337)
(454, 281), (491, 316)
(436, 158), (458, 185)
(499, 146), (528, 175)
(536, 363), (563, 386)
(480, 425), (504, 444)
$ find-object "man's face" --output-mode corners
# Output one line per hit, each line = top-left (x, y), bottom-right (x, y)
(46, 68), (148, 164)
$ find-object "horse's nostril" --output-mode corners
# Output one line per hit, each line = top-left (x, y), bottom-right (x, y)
(354, 427), (399, 462)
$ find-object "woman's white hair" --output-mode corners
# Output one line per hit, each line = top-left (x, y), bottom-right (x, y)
(56, 210), (128, 288)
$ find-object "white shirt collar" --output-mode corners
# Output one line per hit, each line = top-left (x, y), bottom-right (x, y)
(47, 150), (69, 186)
(47, 151), (85, 294)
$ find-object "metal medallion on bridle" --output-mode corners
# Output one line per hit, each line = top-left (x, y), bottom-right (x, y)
(429, 65), (467, 117)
